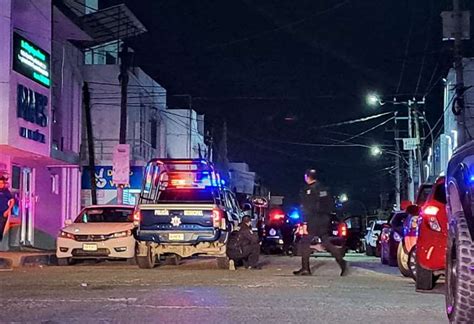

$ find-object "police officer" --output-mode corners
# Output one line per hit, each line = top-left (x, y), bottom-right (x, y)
(226, 215), (261, 269)
(293, 169), (347, 276)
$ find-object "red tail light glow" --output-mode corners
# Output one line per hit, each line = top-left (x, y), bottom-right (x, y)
(133, 209), (141, 226)
(212, 208), (223, 228)
(338, 223), (348, 237)
(272, 213), (285, 221)
(423, 206), (439, 216)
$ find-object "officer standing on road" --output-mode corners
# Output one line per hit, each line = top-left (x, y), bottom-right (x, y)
(293, 169), (347, 276)
(0, 171), (14, 241)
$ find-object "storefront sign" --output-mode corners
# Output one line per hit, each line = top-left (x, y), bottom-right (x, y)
(12, 32), (51, 88)
(82, 166), (144, 190)
(17, 84), (48, 143)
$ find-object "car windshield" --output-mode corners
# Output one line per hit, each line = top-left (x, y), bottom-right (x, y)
(157, 189), (215, 203)
(416, 185), (433, 205)
(75, 207), (133, 223)
(433, 183), (447, 204)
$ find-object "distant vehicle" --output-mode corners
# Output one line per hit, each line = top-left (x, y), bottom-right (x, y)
(380, 211), (409, 266)
(56, 205), (135, 265)
(414, 176), (447, 291)
(365, 220), (387, 256)
(133, 159), (241, 269)
(261, 208), (286, 254)
(343, 215), (365, 252)
(445, 143), (474, 322)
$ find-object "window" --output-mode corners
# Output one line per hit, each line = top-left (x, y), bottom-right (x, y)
(157, 189), (215, 203)
(150, 119), (157, 149)
(12, 166), (21, 190)
(75, 207), (133, 223)
(433, 183), (447, 204)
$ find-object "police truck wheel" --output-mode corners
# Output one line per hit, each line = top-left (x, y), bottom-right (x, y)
(381, 247), (388, 265)
(397, 243), (411, 277)
(415, 261), (435, 291)
(446, 212), (474, 322)
(136, 246), (155, 269)
(216, 256), (230, 269)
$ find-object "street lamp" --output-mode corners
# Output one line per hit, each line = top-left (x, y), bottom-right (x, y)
(340, 193), (348, 203)
(366, 93), (381, 106)
(370, 145), (382, 156)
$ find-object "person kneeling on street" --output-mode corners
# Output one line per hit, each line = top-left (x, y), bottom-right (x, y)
(226, 215), (261, 270)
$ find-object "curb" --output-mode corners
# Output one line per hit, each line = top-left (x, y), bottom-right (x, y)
(21, 254), (57, 267)
(0, 257), (13, 270)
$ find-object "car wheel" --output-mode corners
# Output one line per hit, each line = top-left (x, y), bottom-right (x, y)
(388, 244), (398, 267)
(136, 245), (155, 269)
(446, 211), (474, 323)
(416, 260), (435, 290)
(216, 256), (230, 269)
(408, 245), (417, 279)
(366, 245), (374, 257)
(397, 243), (411, 277)
(57, 257), (74, 266)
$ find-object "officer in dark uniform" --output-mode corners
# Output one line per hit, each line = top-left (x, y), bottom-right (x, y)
(293, 169), (347, 276)
(226, 215), (261, 269)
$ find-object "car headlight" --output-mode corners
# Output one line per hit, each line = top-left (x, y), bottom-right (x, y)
(59, 231), (75, 240)
(109, 230), (132, 239)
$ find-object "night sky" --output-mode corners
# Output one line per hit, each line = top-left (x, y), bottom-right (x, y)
(102, 0), (471, 208)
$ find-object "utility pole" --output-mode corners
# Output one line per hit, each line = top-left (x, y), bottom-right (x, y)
(407, 102), (415, 202)
(453, 0), (466, 146)
(394, 113), (401, 210)
(117, 44), (131, 205)
(83, 82), (97, 205)
(413, 102), (424, 186)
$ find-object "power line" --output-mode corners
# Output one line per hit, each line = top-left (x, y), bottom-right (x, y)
(310, 111), (393, 130)
(207, 0), (351, 50)
(396, 5), (415, 94)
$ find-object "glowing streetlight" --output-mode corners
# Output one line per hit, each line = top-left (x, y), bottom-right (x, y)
(366, 93), (381, 106)
(340, 193), (348, 203)
(370, 145), (382, 156)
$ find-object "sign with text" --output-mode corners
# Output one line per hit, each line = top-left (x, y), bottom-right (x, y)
(403, 138), (419, 150)
(112, 144), (130, 185)
(82, 166), (144, 190)
(17, 84), (48, 144)
(12, 32), (50, 88)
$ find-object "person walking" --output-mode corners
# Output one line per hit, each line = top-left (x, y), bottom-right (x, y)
(0, 171), (14, 241)
(293, 169), (347, 276)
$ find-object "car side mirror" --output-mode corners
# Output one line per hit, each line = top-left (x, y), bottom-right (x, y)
(64, 219), (73, 226)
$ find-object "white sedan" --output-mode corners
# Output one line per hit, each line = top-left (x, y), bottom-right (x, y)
(56, 205), (135, 265)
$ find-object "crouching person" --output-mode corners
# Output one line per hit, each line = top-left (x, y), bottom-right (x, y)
(226, 215), (261, 270)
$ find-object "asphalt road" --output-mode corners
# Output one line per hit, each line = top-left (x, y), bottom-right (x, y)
(0, 253), (447, 324)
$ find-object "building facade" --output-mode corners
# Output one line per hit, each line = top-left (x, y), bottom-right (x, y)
(0, 0), (87, 250)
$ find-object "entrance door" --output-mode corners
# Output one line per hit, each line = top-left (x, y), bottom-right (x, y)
(19, 168), (34, 247)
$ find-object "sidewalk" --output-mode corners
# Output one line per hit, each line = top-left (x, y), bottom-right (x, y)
(0, 250), (56, 269)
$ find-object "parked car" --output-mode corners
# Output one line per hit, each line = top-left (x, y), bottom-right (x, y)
(133, 159), (241, 269)
(344, 215), (365, 252)
(414, 176), (447, 290)
(365, 220), (386, 256)
(445, 143), (474, 322)
(397, 185), (433, 278)
(380, 211), (409, 266)
(56, 205), (135, 265)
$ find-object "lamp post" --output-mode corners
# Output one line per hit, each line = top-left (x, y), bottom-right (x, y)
(366, 93), (425, 203)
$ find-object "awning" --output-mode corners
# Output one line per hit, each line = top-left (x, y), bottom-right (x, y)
(76, 4), (147, 48)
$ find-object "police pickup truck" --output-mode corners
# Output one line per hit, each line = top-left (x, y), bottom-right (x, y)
(133, 159), (242, 269)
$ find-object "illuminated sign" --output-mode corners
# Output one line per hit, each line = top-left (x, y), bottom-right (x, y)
(17, 84), (48, 143)
(12, 32), (50, 88)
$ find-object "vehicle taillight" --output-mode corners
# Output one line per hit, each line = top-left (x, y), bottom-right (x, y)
(272, 213), (285, 221)
(133, 209), (141, 226)
(338, 223), (347, 237)
(428, 216), (441, 232)
(212, 208), (224, 228)
(423, 206), (439, 216)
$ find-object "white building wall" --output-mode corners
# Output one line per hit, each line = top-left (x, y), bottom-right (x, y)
(165, 109), (207, 158)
